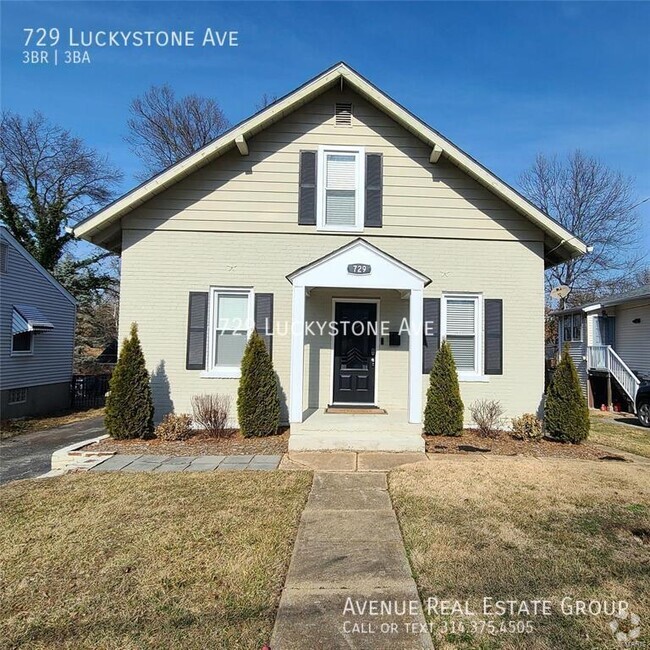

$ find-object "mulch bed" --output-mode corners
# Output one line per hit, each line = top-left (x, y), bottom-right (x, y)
(424, 430), (614, 460)
(85, 428), (290, 456)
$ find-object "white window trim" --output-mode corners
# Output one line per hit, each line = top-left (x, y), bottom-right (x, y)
(316, 145), (365, 233)
(202, 287), (254, 379)
(441, 293), (488, 382)
(11, 331), (34, 356)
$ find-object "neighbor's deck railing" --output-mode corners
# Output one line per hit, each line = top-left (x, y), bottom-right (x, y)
(587, 345), (640, 402)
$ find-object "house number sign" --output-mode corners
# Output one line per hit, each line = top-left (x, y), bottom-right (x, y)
(347, 264), (371, 275)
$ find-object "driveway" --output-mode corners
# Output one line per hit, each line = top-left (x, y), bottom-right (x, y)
(0, 416), (105, 485)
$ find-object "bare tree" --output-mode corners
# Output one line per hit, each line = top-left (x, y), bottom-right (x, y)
(126, 84), (229, 177)
(519, 151), (644, 307)
(0, 111), (122, 271)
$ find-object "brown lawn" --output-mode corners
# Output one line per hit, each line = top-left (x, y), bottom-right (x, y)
(0, 471), (312, 649)
(390, 456), (650, 649)
(589, 411), (650, 458)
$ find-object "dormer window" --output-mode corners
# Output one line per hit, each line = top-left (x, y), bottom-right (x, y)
(316, 146), (365, 232)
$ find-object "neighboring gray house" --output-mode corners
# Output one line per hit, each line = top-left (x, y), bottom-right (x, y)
(551, 284), (650, 412)
(0, 226), (76, 418)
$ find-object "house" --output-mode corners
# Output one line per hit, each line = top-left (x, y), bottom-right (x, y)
(72, 62), (587, 451)
(0, 226), (76, 418)
(551, 284), (650, 412)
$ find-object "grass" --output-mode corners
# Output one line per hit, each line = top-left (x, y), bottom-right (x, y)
(589, 412), (650, 458)
(390, 457), (650, 649)
(0, 408), (105, 440)
(0, 471), (312, 649)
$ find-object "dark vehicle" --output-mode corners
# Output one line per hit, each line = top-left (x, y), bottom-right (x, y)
(636, 383), (650, 427)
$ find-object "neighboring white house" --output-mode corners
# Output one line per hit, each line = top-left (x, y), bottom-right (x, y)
(73, 62), (587, 451)
(551, 284), (650, 412)
(0, 226), (76, 418)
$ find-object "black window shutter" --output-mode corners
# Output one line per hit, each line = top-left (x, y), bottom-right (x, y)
(298, 151), (317, 225)
(484, 299), (503, 375)
(365, 153), (383, 227)
(255, 293), (274, 359)
(422, 298), (441, 373)
(186, 292), (208, 370)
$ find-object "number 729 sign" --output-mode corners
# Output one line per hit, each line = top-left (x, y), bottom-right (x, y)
(347, 264), (372, 275)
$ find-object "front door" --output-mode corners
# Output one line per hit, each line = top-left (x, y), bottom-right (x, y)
(333, 302), (377, 404)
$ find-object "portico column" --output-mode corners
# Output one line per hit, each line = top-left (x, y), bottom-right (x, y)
(289, 284), (306, 423)
(408, 288), (424, 424)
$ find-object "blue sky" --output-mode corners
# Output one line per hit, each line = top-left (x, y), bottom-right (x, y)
(2, 1), (649, 254)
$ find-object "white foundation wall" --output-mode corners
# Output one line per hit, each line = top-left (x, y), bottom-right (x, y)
(119, 229), (544, 425)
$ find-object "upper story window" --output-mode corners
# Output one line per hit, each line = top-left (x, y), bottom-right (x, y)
(562, 313), (582, 342)
(441, 294), (483, 378)
(206, 288), (253, 378)
(316, 146), (365, 232)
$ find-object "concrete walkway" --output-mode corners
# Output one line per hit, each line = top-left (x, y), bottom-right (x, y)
(90, 453), (282, 472)
(271, 472), (433, 649)
(0, 416), (105, 485)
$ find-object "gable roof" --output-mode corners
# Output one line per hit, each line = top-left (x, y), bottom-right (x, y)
(550, 284), (650, 315)
(72, 62), (588, 265)
(0, 226), (76, 305)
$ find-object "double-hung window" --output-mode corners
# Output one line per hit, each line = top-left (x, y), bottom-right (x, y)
(562, 314), (582, 342)
(207, 288), (253, 377)
(317, 146), (364, 231)
(442, 294), (483, 379)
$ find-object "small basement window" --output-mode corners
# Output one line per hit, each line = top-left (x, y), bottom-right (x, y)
(8, 387), (28, 404)
(335, 103), (352, 126)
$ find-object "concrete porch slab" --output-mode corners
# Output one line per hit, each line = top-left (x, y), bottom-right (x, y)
(290, 409), (424, 452)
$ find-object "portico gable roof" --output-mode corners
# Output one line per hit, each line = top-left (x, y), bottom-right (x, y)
(287, 238), (431, 290)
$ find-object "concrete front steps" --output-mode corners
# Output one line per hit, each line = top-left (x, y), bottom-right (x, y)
(289, 409), (424, 452)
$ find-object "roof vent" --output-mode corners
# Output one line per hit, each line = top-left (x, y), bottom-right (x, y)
(335, 103), (352, 126)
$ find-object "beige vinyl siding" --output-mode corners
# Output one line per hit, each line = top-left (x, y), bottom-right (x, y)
(124, 86), (543, 243)
(613, 300), (650, 376)
(0, 234), (76, 391)
(119, 229), (544, 424)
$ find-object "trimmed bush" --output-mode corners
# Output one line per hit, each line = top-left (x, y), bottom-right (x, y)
(155, 413), (194, 441)
(424, 340), (464, 436)
(545, 345), (590, 443)
(470, 399), (505, 437)
(237, 330), (280, 437)
(191, 394), (231, 438)
(105, 323), (154, 440)
(511, 413), (544, 441)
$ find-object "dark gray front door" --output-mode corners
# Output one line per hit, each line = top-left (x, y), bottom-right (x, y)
(332, 302), (377, 404)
